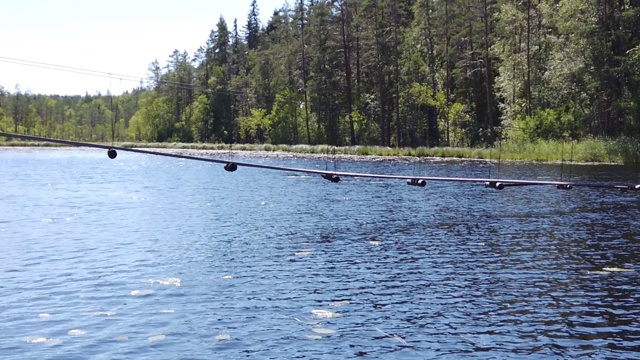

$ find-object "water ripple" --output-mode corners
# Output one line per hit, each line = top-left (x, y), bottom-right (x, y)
(0, 150), (638, 358)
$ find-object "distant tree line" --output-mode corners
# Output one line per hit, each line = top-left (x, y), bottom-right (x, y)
(0, 86), (139, 142)
(1, 0), (639, 147)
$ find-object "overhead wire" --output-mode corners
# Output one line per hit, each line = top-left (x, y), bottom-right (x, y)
(0, 56), (141, 83)
(0, 56), (255, 103)
(1, 132), (639, 192)
(2, 56), (636, 177)
(0, 56), (386, 113)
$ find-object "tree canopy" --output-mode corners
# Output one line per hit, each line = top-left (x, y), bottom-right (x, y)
(2, 0), (639, 147)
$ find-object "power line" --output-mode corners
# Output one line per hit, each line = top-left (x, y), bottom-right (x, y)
(0, 56), (367, 111)
(0, 56), (142, 82)
(0, 56), (285, 105)
(0, 56), (261, 100)
(0, 56), (234, 93)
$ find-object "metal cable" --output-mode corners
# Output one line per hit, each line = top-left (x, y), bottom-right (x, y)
(1, 132), (639, 192)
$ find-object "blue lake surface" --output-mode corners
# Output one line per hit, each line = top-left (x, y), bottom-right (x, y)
(1, 148), (639, 359)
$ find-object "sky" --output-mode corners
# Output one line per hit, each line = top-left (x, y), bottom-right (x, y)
(0, 0), (286, 96)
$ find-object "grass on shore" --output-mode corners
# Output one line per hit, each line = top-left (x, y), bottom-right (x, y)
(2, 138), (638, 164)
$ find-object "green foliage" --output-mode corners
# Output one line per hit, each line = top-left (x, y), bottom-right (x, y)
(127, 92), (174, 142)
(239, 108), (270, 143)
(268, 90), (302, 144)
(351, 110), (379, 145)
(0, 107), (10, 134)
(606, 137), (640, 165)
(190, 95), (210, 142)
(448, 102), (472, 147)
(2, 0), (639, 153)
(407, 83), (436, 107)
(127, 112), (148, 142)
(510, 107), (580, 141)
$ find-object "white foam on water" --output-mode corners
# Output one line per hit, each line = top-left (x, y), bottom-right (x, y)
(369, 241), (381, 246)
(24, 337), (47, 343)
(131, 289), (155, 296)
(24, 337), (63, 345)
(148, 334), (166, 342)
(312, 328), (336, 334)
(160, 309), (175, 313)
(113, 336), (128, 341)
(311, 309), (343, 318)
(214, 334), (231, 341)
(44, 338), (63, 346)
(295, 250), (313, 256)
(68, 329), (86, 336)
(588, 270), (611, 275)
(38, 313), (51, 318)
(603, 267), (634, 272)
(42, 219), (53, 223)
(149, 277), (181, 286)
(88, 311), (116, 316)
(222, 275), (234, 280)
(329, 300), (350, 307)
(306, 334), (323, 340)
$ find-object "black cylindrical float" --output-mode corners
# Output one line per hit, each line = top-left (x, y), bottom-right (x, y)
(485, 181), (504, 190)
(407, 179), (427, 187)
(322, 174), (340, 183)
(107, 149), (117, 159)
(224, 162), (238, 172)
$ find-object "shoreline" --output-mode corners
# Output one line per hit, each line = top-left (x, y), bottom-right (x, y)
(0, 145), (451, 163)
(1, 134), (634, 165)
(0, 145), (622, 166)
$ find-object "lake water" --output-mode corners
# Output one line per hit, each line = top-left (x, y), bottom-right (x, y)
(1, 148), (639, 359)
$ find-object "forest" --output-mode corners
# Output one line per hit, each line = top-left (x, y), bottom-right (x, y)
(1, 0), (639, 150)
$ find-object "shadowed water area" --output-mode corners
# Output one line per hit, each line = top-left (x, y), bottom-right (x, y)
(1, 148), (639, 359)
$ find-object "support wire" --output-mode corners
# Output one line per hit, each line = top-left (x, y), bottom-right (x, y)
(1, 132), (638, 192)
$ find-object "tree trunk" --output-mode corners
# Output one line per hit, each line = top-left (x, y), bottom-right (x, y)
(483, 0), (497, 143)
(394, 14), (401, 147)
(299, 1), (311, 144)
(339, 1), (356, 145)
(444, 0), (451, 146)
(526, 0), (532, 116)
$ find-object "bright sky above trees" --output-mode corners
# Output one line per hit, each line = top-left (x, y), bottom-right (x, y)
(0, 0), (283, 96)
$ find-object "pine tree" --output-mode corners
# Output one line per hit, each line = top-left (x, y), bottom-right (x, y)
(245, 0), (261, 51)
